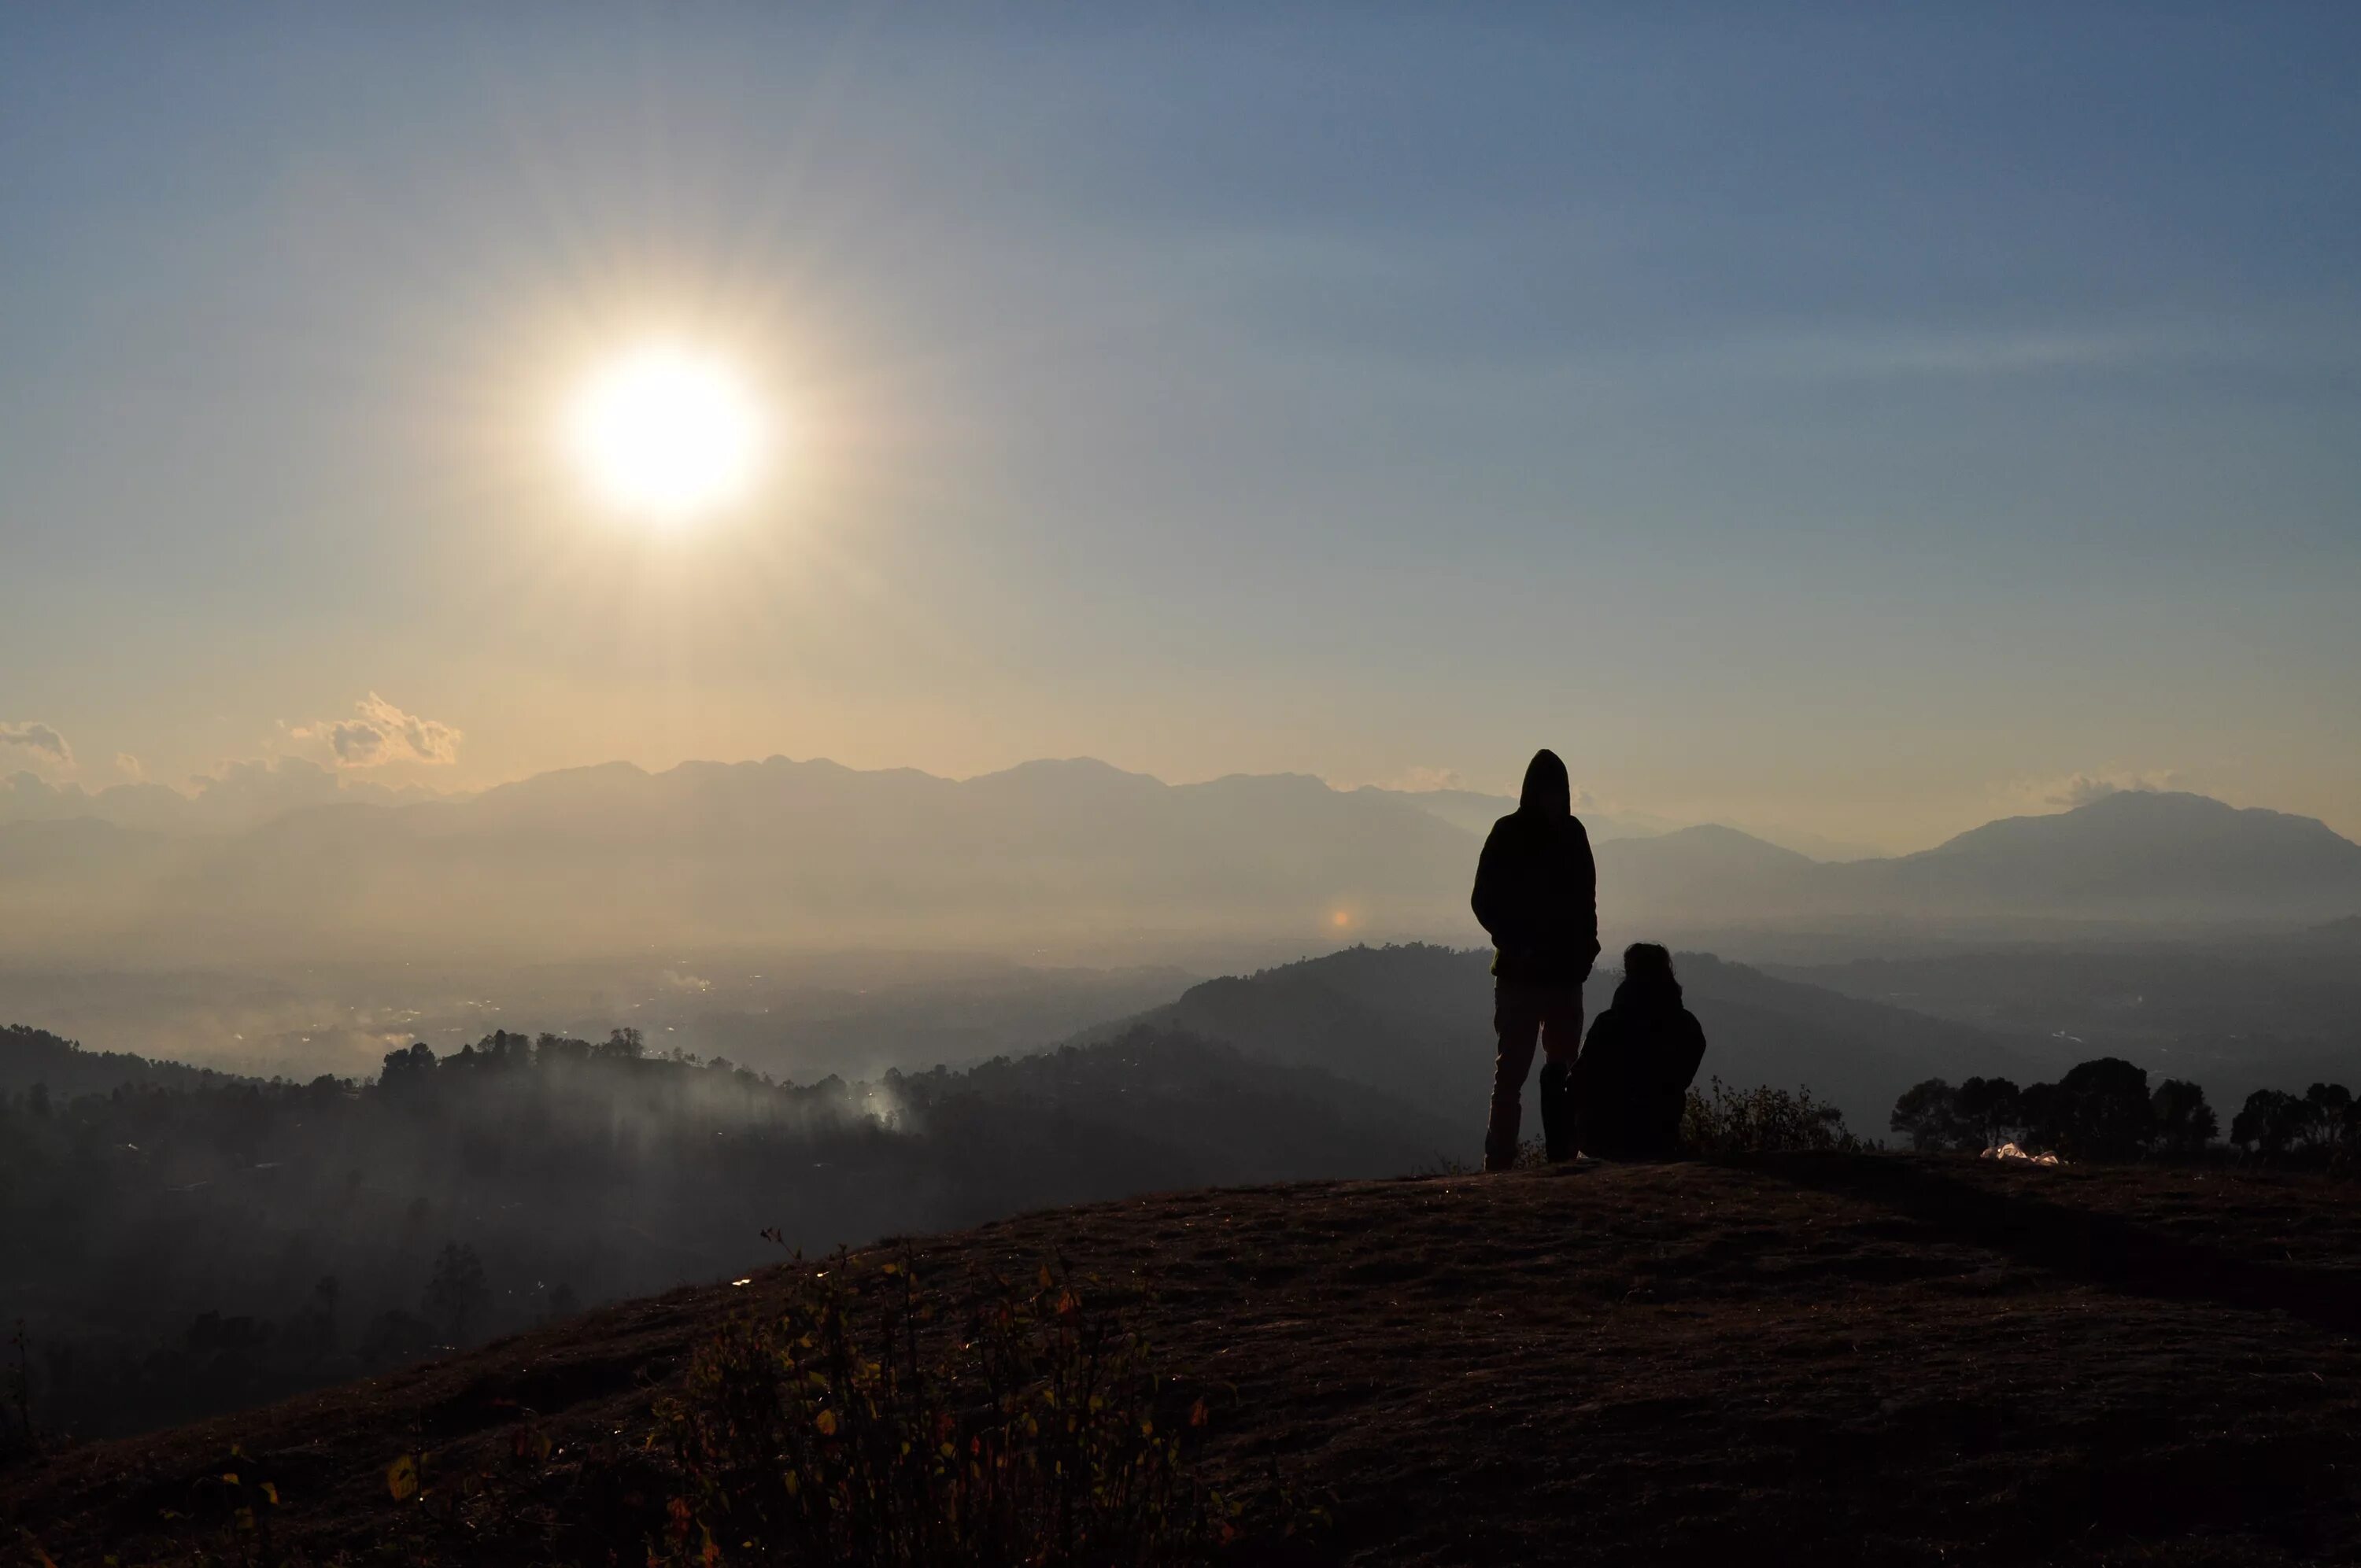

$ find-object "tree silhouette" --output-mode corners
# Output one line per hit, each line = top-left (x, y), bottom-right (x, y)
(2023, 1058), (2153, 1160)
(1889, 1079), (1963, 1150)
(423, 1243), (490, 1344)
(1895, 1063), (2210, 1160)
(1955, 1077), (2025, 1149)
(2231, 1088), (2304, 1156)
(2149, 1079), (2218, 1154)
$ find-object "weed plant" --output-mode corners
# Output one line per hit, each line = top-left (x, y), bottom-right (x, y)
(652, 1252), (1219, 1566)
(1681, 1076), (1868, 1154)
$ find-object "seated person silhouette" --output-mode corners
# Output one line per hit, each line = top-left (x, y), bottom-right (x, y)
(1573, 943), (1709, 1160)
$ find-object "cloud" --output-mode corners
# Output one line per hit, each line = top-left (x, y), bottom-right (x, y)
(292, 693), (462, 769)
(0, 721), (72, 768)
(1384, 766), (1468, 793)
(115, 752), (146, 780)
(2001, 768), (2187, 812)
(2047, 769), (2184, 808)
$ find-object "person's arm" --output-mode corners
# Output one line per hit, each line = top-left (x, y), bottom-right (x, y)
(1668, 1010), (1708, 1094)
(1572, 1011), (1613, 1098)
(1571, 818), (1599, 958)
(1470, 822), (1511, 943)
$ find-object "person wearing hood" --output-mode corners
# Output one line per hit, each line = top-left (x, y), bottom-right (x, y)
(1574, 943), (1709, 1160)
(1469, 748), (1599, 1170)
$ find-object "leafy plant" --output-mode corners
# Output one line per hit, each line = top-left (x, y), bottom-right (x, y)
(652, 1252), (1221, 1566)
(1681, 1078), (1866, 1154)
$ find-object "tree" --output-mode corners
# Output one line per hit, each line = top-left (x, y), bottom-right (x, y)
(1955, 1077), (2025, 1149)
(1890, 1079), (1964, 1151)
(423, 1243), (490, 1344)
(2149, 1079), (2217, 1155)
(2230, 1089), (2304, 1156)
(379, 1042), (438, 1098)
(2302, 1083), (2357, 1155)
(2023, 1059), (2154, 1160)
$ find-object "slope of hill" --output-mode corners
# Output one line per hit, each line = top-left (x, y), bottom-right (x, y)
(1596, 821), (1820, 921)
(1102, 943), (2051, 1135)
(13, 1156), (2361, 1566)
(0, 1023), (1455, 1438)
(0, 1024), (249, 1098)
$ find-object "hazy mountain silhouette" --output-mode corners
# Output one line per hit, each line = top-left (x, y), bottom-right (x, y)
(4, 761), (2355, 967)
(1084, 942), (2052, 1134)
(1354, 784), (1674, 842)
(1600, 790), (2361, 926)
(1853, 791), (2361, 915)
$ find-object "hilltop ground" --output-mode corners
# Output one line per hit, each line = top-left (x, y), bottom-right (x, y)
(9, 1154), (2361, 1566)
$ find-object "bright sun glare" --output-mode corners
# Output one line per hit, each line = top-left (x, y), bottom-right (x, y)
(564, 344), (765, 522)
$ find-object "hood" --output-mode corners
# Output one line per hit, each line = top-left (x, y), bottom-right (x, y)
(1517, 749), (1571, 817)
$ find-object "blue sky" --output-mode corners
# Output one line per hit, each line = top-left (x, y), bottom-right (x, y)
(3, 6), (2356, 847)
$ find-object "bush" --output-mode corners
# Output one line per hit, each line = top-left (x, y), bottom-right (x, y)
(1682, 1078), (1867, 1155)
(652, 1253), (1221, 1566)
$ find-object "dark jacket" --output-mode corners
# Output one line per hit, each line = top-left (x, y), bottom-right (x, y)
(1573, 976), (1709, 1159)
(1470, 750), (1599, 983)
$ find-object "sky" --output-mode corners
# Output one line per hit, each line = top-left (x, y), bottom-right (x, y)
(3, 5), (2358, 851)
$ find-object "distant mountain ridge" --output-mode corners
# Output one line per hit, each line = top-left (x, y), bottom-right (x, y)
(2, 758), (2355, 965)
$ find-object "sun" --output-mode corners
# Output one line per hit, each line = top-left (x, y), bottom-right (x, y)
(563, 343), (766, 522)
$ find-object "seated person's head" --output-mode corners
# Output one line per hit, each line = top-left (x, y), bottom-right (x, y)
(1619, 943), (1681, 1003)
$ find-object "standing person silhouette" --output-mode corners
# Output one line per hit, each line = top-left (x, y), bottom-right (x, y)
(1470, 749), (1599, 1171)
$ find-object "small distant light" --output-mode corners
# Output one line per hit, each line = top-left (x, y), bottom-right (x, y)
(732, 1277), (752, 1288)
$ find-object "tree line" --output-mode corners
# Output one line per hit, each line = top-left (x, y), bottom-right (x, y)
(1891, 1057), (2359, 1164)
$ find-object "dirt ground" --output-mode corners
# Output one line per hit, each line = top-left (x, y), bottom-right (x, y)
(10, 1153), (2361, 1566)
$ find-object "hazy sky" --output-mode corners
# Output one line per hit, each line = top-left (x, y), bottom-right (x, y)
(5, 6), (2357, 849)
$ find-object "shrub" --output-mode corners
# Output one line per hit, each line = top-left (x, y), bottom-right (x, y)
(1682, 1078), (1867, 1155)
(652, 1253), (1220, 1566)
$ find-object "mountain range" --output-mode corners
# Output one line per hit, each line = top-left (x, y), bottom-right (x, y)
(2, 755), (2355, 965)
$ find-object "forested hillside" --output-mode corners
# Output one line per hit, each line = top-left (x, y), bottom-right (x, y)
(1, 1023), (1447, 1437)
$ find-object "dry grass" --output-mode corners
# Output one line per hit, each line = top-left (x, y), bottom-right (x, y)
(10, 1155), (2361, 1565)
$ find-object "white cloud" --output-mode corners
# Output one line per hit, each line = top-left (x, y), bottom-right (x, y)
(291, 693), (463, 769)
(2001, 768), (2188, 812)
(0, 721), (72, 769)
(115, 752), (146, 780)
(1383, 765), (1468, 793)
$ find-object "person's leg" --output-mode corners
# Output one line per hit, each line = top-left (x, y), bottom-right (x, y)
(1536, 987), (1584, 1161)
(1485, 983), (1542, 1171)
